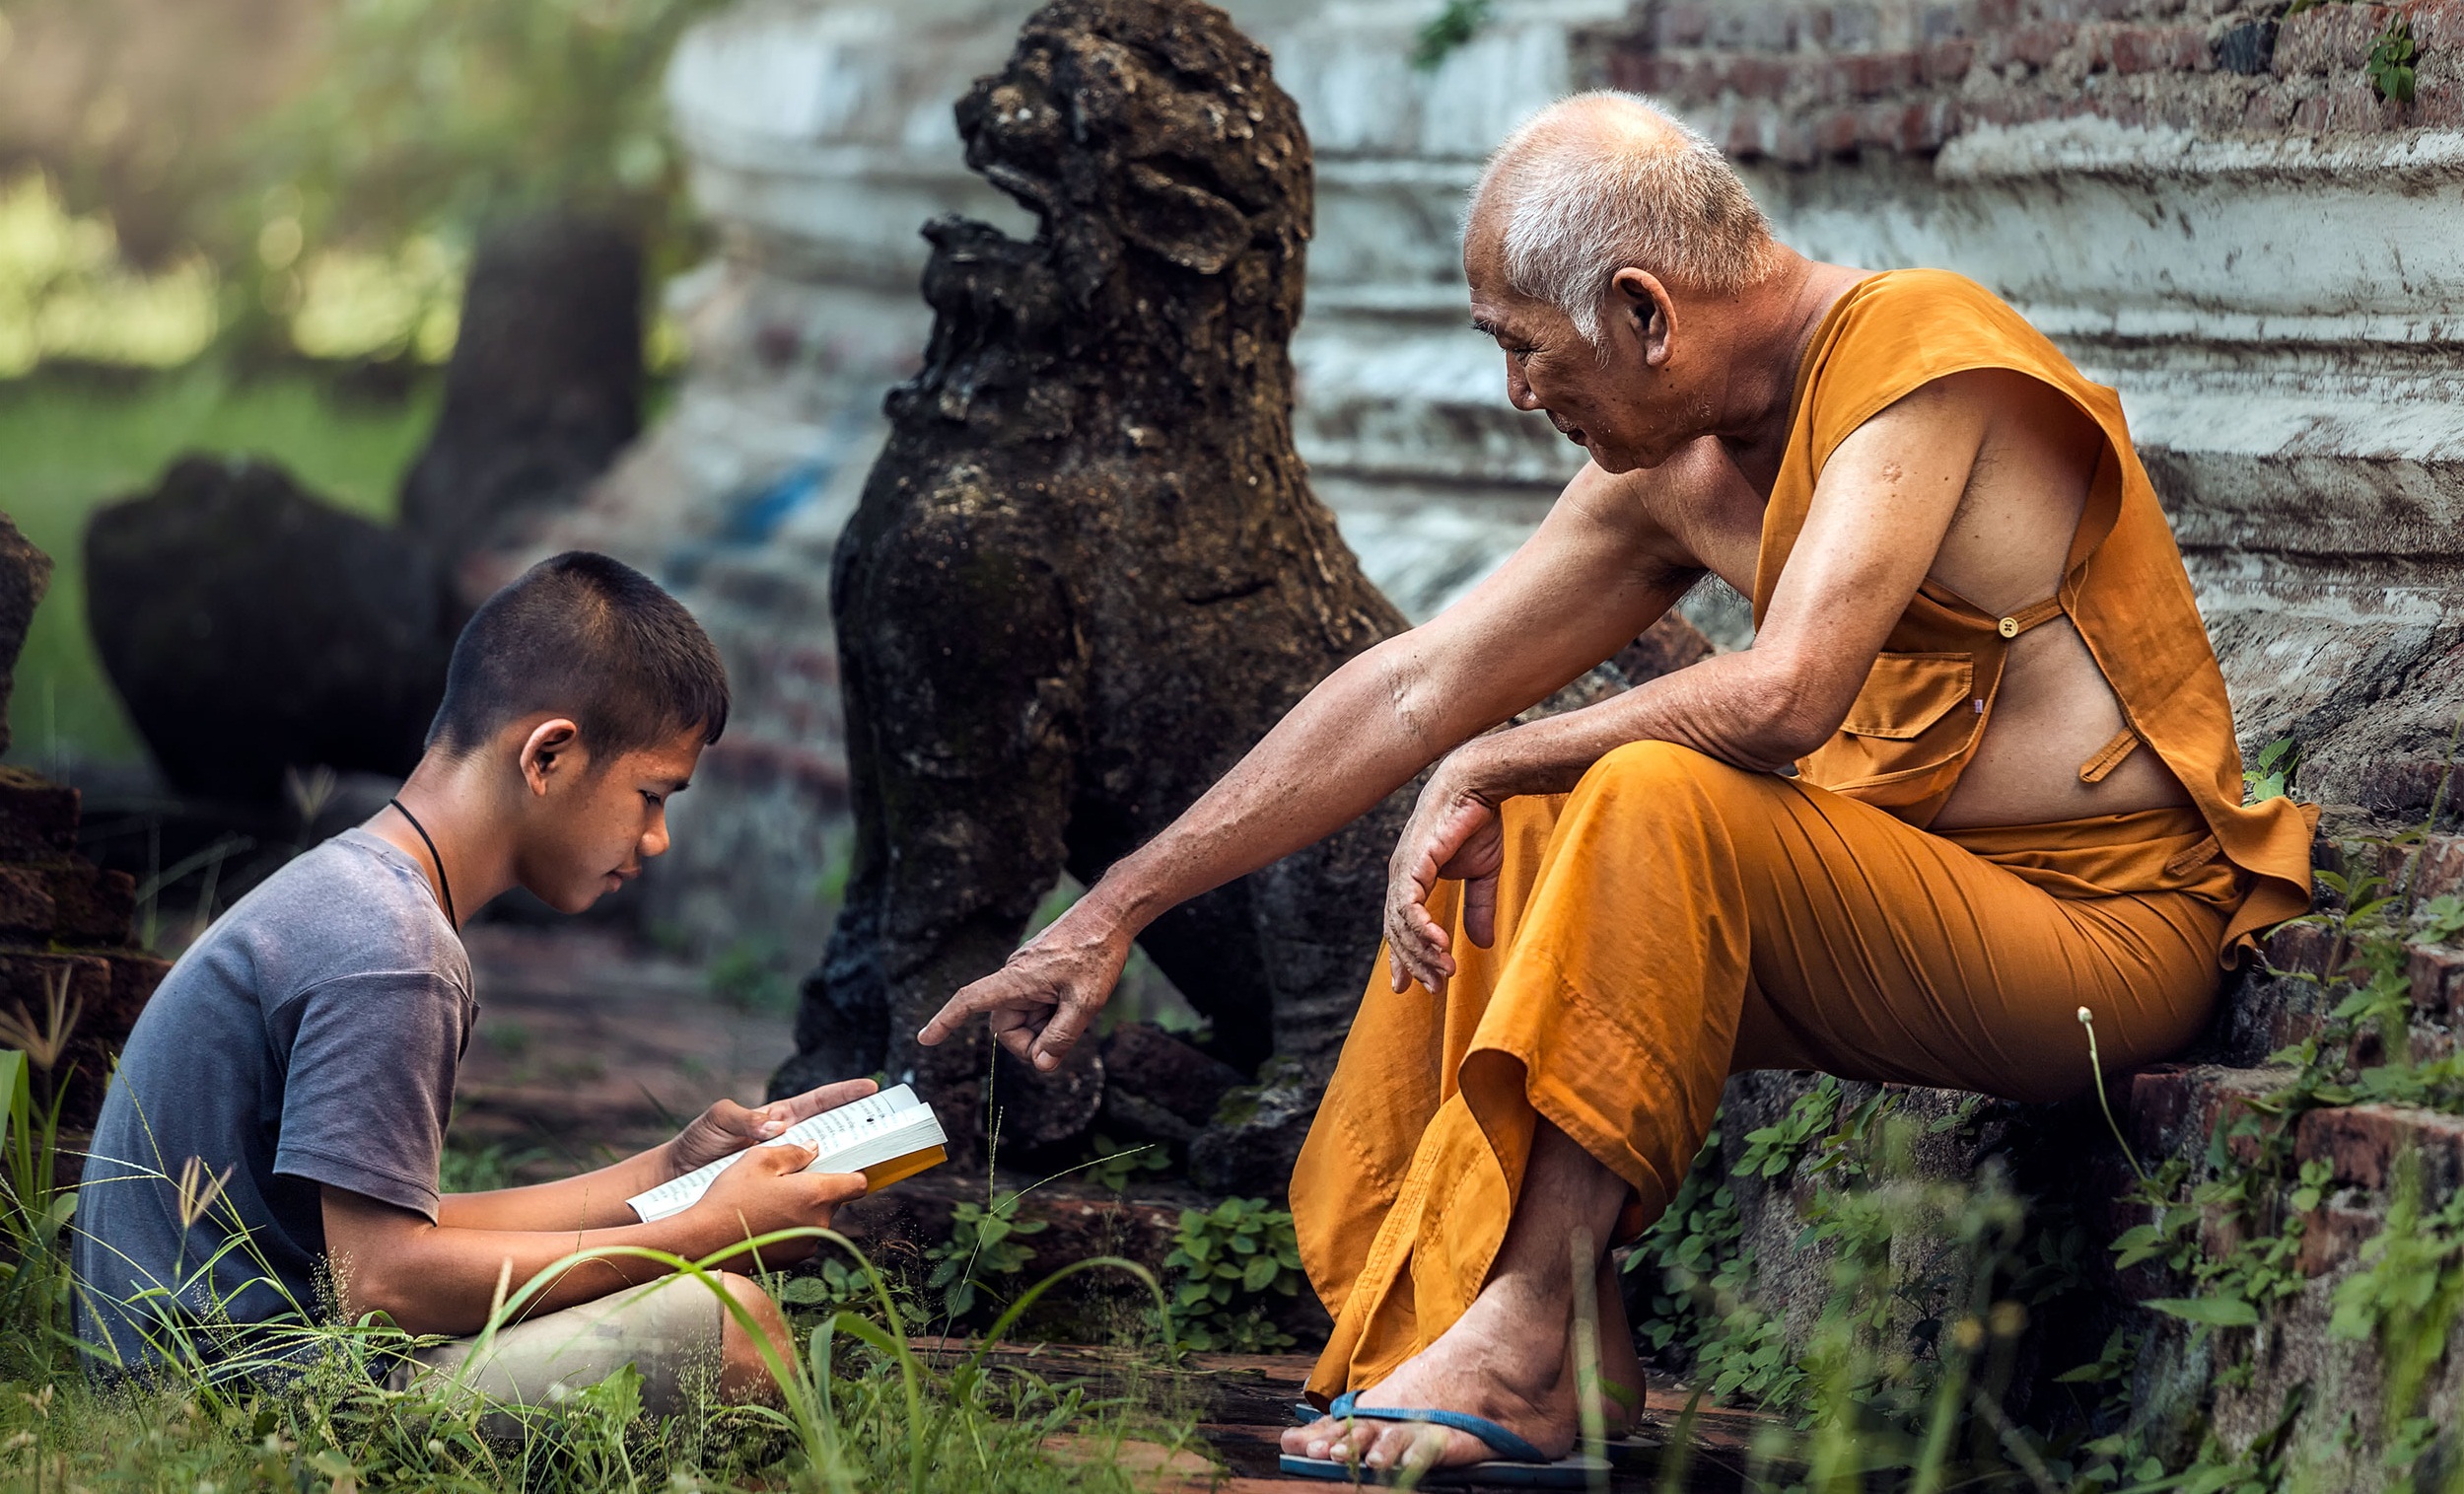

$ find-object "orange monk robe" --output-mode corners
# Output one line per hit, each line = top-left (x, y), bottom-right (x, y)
(1289, 270), (2316, 1401)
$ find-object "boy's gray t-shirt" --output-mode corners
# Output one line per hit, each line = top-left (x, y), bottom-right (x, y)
(75, 828), (474, 1369)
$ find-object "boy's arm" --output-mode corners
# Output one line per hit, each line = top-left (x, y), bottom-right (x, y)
(324, 1142), (861, 1336)
(438, 1078), (880, 1232)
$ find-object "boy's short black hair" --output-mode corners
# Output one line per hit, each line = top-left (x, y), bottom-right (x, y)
(427, 551), (729, 762)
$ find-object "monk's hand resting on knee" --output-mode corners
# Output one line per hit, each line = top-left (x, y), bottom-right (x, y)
(1385, 756), (1508, 999)
(917, 902), (1135, 1071)
(662, 1077), (881, 1177)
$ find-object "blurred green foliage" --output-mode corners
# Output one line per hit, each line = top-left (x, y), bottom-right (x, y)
(218, 0), (725, 357)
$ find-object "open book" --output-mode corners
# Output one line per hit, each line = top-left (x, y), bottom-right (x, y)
(626, 1084), (948, 1222)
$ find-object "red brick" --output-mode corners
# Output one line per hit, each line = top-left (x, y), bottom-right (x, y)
(2415, 834), (2464, 902)
(2126, 1066), (2287, 1166)
(1814, 107), (1863, 155)
(2099, 23), (2209, 74)
(1835, 49), (1923, 98)
(1603, 46), (1653, 95)
(0, 768), (79, 860)
(2276, 3), (2399, 75)
(47, 864), (135, 945)
(2408, 0), (2464, 52)
(1716, 53), (1796, 99)
(2412, 943), (2464, 1020)
(2265, 922), (2339, 980)
(2297, 1202), (2382, 1275)
(1626, 53), (1705, 102)
(0, 867), (53, 935)
(2295, 1103), (2464, 1193)
(1654, 3), (1712, 47)
(2243, 86), (2295, 128)
(2327, 81), (2393, 130)
(2417, 80), (2464, 127)
(1925, 36), (1977, 82)
(2011, 20), (2078, 66)
(1857, 98), (1961, 151)
(1724, 107), (1767, 160)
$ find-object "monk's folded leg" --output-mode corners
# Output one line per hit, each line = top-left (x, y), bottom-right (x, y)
(1297, 740), (2234, 1404)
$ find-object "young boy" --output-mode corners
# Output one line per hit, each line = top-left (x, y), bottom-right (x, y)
(76, 551), (870, 1414)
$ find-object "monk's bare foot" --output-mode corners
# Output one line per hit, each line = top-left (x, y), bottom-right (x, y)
(1591, 1255), (1647, 1436)
(1280, 1279), (1576, 1476)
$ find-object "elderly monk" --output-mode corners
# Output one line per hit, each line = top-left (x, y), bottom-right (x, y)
(919, 90), (2313, 1480)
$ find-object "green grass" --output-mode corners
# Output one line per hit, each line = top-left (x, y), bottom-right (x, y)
(0, 368), (439, 772)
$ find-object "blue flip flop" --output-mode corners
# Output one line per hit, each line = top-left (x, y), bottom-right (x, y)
(1279, 1389), (1615, 1488)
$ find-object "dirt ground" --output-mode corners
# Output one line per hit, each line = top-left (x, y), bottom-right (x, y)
(450, 922), (792, 1178)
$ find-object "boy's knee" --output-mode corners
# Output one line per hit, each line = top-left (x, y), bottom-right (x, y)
(715, 1274), (793, 1401)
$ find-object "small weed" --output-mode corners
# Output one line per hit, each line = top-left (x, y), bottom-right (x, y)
(1162, 1196), (1302, 1351)
(1081, 1134), (1169, 1193)
(927, 1199), (1049, 1320)
(2246, 736), (2296, 804)
(2368, 16), (2418, 104)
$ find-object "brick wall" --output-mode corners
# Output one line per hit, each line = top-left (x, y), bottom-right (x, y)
(1592, 0), (2464, 162)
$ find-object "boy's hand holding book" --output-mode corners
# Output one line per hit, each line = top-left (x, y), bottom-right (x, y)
(629, 1083), (950, 1229)
(687, 1141), (867, 1263)
(661, 1076), (883, 1179)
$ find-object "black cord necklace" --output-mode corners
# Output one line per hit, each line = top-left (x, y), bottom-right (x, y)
(387, 797), (458, 928)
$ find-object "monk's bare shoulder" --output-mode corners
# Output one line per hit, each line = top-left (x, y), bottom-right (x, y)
(1564, 439), (1763, 594)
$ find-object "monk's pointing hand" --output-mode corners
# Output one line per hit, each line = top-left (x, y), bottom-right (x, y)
(917, 902), (1134, 1072)
(1384, 757), (1508, 1001)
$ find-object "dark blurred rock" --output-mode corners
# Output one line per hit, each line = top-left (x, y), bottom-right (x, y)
(0, 514), (53, 758)
(1189, 1059), (1324, 1199)
(1099, 1023), (1245, 1146)
(85, 457), (458, 803)
(399, 213), (644, 582)
(991, 1041), (1108, 1157)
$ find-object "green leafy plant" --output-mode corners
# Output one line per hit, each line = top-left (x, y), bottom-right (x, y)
(1162, 1196), (1302, 1351)
(2368, 16), (2419, 104)
(1081, 1134), (1169, 1193)
(926, 1199), (1049, 1320)
(2245, 736), (2296, 804)
(1411, 0), (1495, 70)
(1735, 1075), (1844, 1179)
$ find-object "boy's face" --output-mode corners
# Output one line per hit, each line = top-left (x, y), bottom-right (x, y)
(514, 723), (708, 913)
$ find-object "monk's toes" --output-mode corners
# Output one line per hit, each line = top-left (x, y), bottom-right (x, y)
(1280, 1416), (1340, 1459)
(1362, 1422), (1482, 1473)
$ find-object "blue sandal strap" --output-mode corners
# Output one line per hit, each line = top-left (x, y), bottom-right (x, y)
(1326, 1389), (1554, 1464)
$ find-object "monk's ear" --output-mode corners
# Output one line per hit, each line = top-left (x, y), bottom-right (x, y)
(1611, 268), (1677, 369)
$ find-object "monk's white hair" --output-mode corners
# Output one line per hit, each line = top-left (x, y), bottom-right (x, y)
(1470, 91), (1779, 348)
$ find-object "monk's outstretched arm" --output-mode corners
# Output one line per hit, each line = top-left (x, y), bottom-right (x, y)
(917, 462), (1693, 1066)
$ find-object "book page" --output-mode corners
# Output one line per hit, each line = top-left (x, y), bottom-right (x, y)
(626, 1087), (945, 1222)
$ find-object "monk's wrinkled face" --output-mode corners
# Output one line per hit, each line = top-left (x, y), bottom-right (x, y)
(1464, 224), (1722, 474)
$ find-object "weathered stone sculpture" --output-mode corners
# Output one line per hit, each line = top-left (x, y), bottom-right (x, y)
(772, 0), (1408, 1185)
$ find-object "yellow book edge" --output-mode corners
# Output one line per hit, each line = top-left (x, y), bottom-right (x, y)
(859, 1145), (948, 1191)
